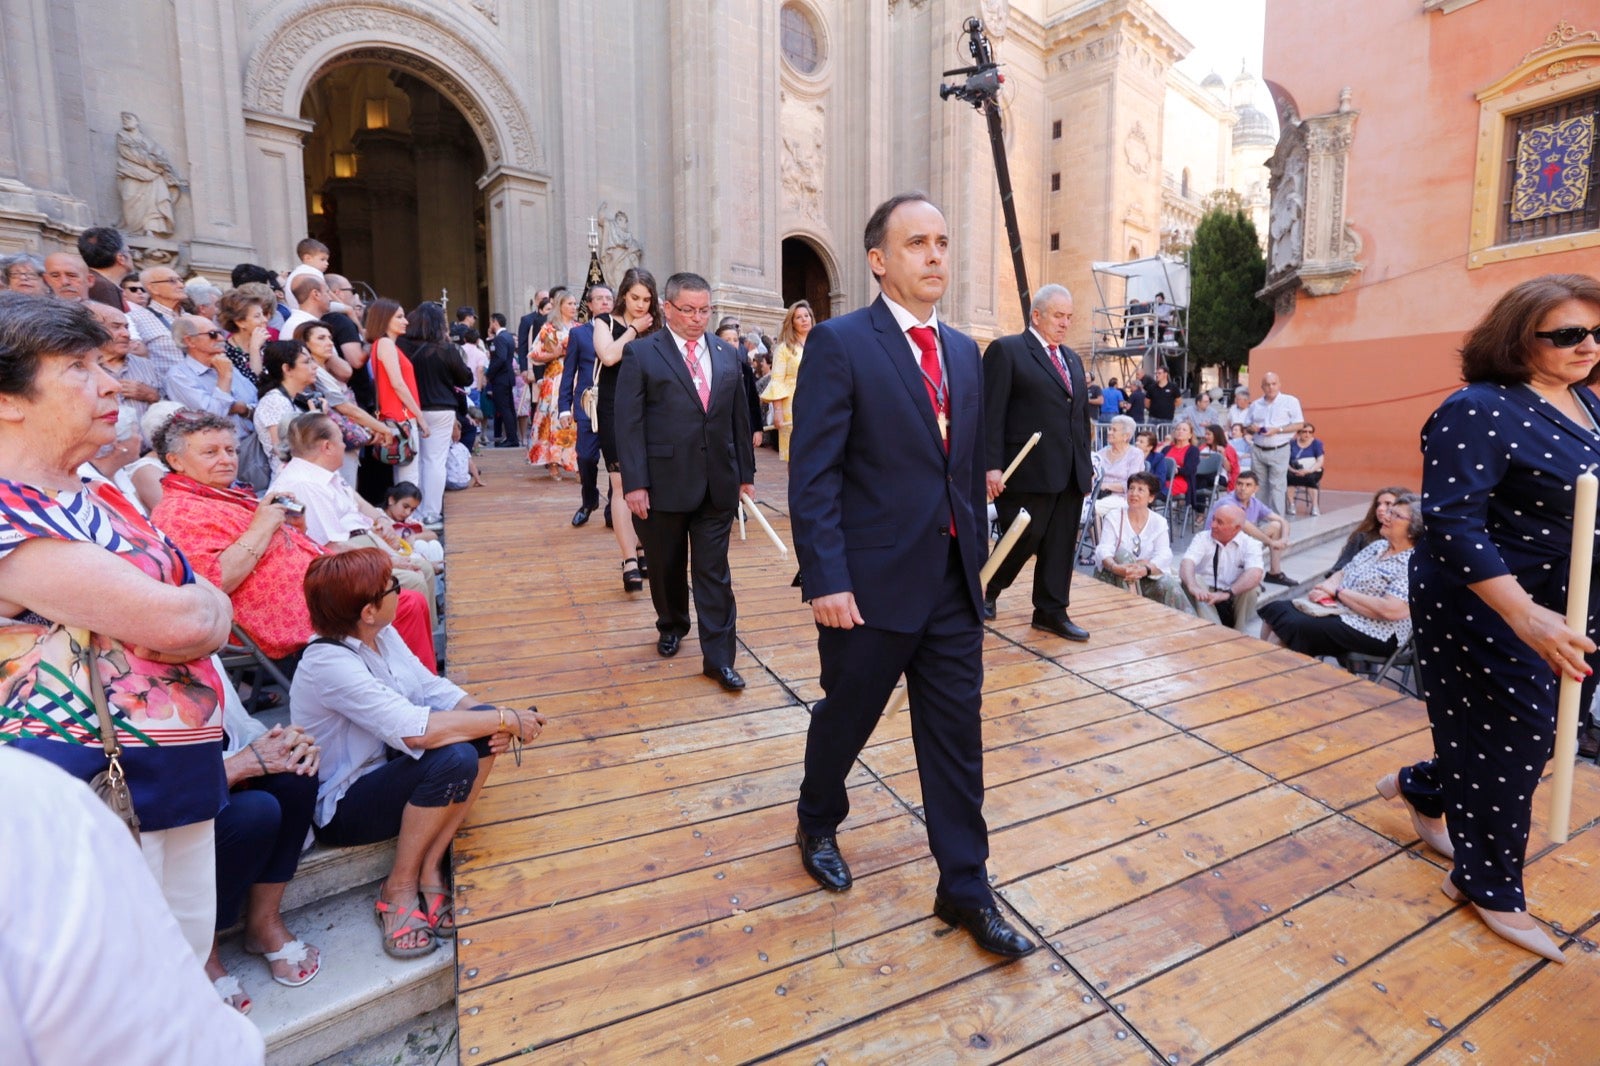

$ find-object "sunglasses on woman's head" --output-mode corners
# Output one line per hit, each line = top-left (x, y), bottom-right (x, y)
(1535, 326), (1600, 348)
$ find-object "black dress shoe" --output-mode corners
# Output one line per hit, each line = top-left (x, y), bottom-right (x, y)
(571, 507), (591, 527)
(1031, 612), (1090, 642)
(657, 634), (681, 657)
(796, 826), (852, 891)
(982, 597), (997, 621)
(1263, 571), (1296, 587)
(703, 664), (746, 691)
(933, 894), (1037, 959)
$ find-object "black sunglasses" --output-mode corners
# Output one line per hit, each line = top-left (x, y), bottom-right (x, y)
(372, 576), (402, 603)
(1535, 326), (1600, 348)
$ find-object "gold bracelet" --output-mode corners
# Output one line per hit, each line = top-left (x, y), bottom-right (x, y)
(497, 707), (508, 733)
(236, 540), (261, 561)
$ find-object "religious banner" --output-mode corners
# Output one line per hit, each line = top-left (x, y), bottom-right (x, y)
(1510, 114), (1594, 222)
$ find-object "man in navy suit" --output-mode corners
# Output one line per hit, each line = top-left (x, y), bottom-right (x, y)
(486, 313), (519, 446)
(615, 272), (756, 691)
(517, 288), (551, 384)
(559, 284), (612, 526)
(981, 283), (1094, 640)
(787, 194), (1036, 959)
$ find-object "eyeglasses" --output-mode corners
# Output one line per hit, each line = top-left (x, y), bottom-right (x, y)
(122, 285), (146, 294)
(667, 301), (713, 319)
(1535, 326), (1600, 348)
(372, 576), (402, 603)
(148, 277), (184, 287)
(197, 329), (227, 340)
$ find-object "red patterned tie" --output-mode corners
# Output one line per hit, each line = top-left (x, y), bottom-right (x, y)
(684, 338), (709, 410)
(1049, 344), (1073, 396)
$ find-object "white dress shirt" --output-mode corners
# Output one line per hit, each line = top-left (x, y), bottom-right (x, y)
(1246, 393), (1304, 449)
(1183, 530), (1264, 591)
(267, 456), (370, 545)
(881, 294), (944, 368)
(289, 628), (468, 827)
(1096, 506), (1174, 573)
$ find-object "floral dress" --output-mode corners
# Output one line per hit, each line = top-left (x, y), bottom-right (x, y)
(0, 478), (227, 830)
(527, 320), (578, 471)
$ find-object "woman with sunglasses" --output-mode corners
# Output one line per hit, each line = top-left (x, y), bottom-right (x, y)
(1379, 273), (1600, 963)
(292, 549), (544, 959)
(1285, 422), (1325, 515)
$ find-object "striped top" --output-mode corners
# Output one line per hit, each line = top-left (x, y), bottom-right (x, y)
(0, 477), (228, 831)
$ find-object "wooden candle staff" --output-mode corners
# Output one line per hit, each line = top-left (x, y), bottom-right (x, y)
(1001, 431), (1042, 485)
(740, 493), (788, 558)
(1549, 466), (1598, 843)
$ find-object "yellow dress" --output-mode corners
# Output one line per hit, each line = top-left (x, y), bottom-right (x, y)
(760, 341), (803, 461)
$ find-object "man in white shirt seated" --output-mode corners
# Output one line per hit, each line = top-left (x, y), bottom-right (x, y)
(1204, 470), (1294, 586)
(1179, 504), (1264, 631)
(268, 412), (439, 626)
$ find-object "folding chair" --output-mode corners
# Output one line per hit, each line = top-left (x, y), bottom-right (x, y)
(1343, 636), (1419, 698)
(218, 624), (294, 714)
(1176, 452), (1224, 540)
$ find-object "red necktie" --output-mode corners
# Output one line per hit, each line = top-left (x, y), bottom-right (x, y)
(908, 326), (946, 451)
(908, 325), (956, 537)
(1049, 344), (1073, 396)
(684, 338), (709, 409)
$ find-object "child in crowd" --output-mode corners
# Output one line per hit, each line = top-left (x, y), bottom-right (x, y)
(445, 419), (483, 491)
(383, 481), (444, 565)
(283, 237), (330, 310)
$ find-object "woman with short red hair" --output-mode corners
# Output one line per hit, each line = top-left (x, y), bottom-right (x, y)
(290, 549), (544, 960)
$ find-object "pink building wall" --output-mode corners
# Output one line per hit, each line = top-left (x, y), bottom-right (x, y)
(1255, 2), (1598, 491)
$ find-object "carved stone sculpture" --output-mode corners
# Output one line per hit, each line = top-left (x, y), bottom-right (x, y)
(596, 202), (643, 288)
(780, 93), (825, 222)
(116, 112), (185, 237)
(1259, 90), (1362, 310)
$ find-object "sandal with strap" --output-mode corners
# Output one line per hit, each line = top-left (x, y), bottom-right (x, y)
(374, 897), (437, 959)
(245, 937), (321, 987)
(622, 559), (644, 592)
(636, 549), (649, 579)
(213, 973), (252, 1015)
(419, 887), (456, 939)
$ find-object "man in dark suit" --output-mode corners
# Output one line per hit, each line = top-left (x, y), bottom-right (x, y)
(615, 271), (756, 691)
(787, 193), (1036, 959)
(559, 284), (612, 526)
(486, 313), (519, 446)
(516, 288), (551, 383)
(981, 283), (1094, 641)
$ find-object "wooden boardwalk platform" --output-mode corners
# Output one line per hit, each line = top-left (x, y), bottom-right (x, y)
(444, 449), (1600, 1064)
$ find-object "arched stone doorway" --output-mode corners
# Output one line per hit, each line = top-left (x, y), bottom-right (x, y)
(781, 236), (833, 321)
(301, 63), (486, 312)
(240, 1), (552, 321)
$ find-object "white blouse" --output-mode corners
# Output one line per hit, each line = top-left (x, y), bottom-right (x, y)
(1096, 506), (1174, 574)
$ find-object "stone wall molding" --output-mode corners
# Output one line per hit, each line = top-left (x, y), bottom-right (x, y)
(1261, 88), (1361, 309)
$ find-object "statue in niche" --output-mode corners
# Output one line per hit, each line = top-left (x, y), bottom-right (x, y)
(780, 96), (825, 221)
(1267, 166), (1304, 278)
(116, 112), (185, 237)
(597, 202), (644, 288)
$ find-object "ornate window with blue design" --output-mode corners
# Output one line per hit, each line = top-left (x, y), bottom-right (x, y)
(1500, 88), (1598, 245)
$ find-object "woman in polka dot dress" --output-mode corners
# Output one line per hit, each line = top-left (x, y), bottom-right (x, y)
(1378, 274), (1600, 963)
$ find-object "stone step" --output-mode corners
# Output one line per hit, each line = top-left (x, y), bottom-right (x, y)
(281, 839), (396, 915)
(220, 881), (454, 1066)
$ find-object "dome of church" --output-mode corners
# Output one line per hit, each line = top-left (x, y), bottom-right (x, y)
(1201, 71), (1226, 95)
(1233, 103), (1275, 148)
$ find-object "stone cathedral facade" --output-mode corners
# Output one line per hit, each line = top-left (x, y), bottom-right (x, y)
(0, 0), (1267, 347)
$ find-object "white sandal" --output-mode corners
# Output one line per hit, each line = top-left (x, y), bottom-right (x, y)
(246, 938), (321, 988)
(213, 973), (252, 1014)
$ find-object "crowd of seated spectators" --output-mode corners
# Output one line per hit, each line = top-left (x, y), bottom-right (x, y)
(0, 224), (522, 1035)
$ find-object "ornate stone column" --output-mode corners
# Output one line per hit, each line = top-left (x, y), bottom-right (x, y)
(242, 111), (314, 274)
(0, 0), (91, 249)
(1259, 89), (1362, 311)
(479, 166), (552, 320)
(171, 0), (258, 271)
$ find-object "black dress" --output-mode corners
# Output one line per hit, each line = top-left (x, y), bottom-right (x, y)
(593, 314), (632, 469)
(1400, 383), (1600, 913)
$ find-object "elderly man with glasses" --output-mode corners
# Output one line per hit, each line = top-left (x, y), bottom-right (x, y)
(167, 315), (260, 449)
(139, 266), (193, 375)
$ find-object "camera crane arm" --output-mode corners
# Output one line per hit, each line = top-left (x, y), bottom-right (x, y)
(939, 16), (1030, 323)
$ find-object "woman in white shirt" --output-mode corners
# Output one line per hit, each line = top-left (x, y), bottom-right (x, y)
(290, 549), (544, 961)
(1094, 471), (1189, 610)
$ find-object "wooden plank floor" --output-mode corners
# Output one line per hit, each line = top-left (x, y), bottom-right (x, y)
(444, 449), (1600, 1064)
